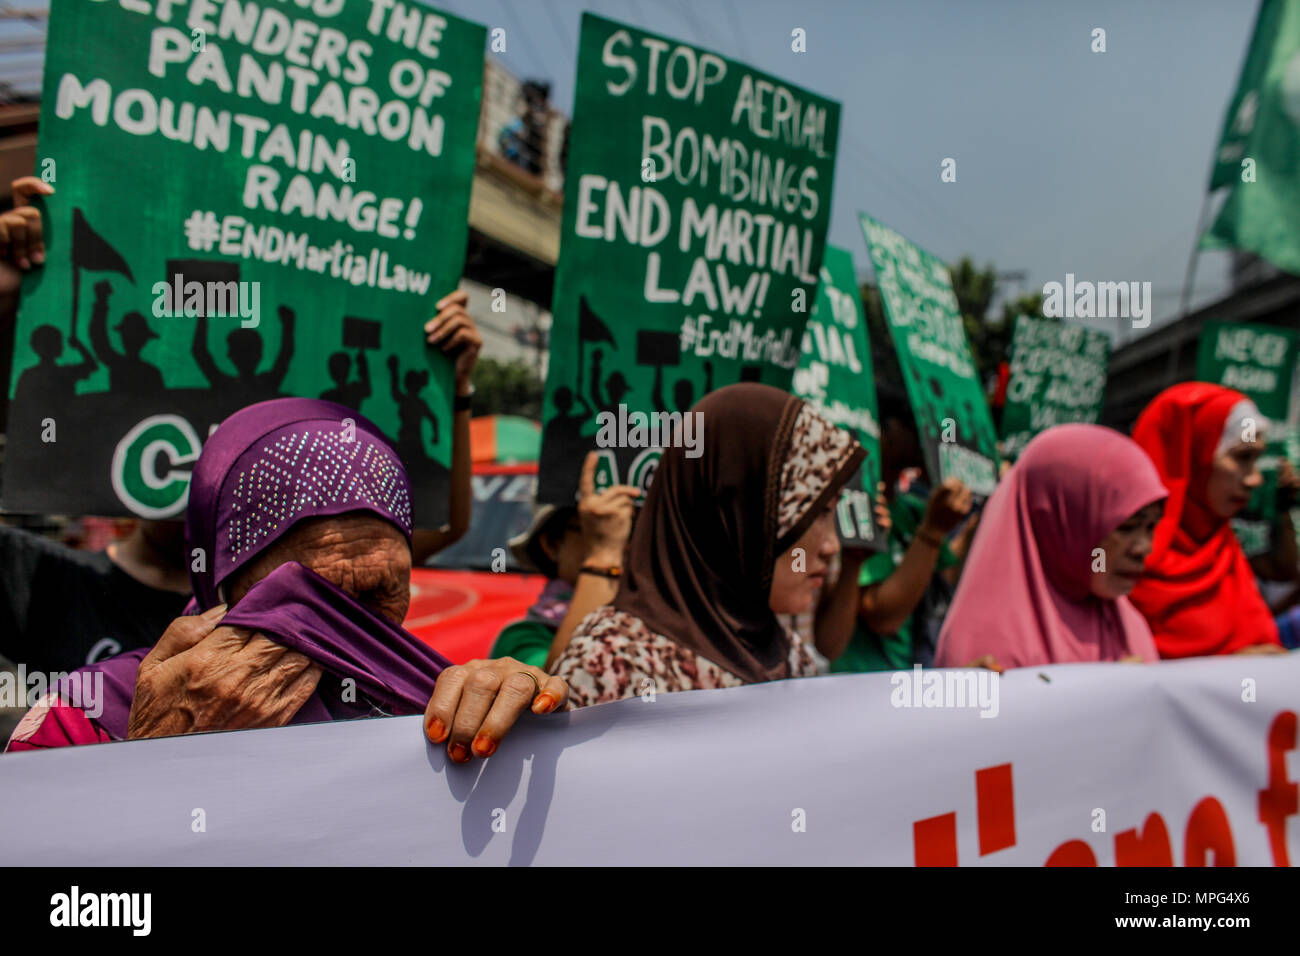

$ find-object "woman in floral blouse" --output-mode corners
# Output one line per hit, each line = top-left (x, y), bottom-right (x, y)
(552, 383), (864, 707)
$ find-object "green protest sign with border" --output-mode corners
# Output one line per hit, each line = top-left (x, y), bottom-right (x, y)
(1196, 320), (1300, 556)
(2, 0), (485, 527)
(792, 244), (883, 551)
(538, 13), (840, 504)
(999, 315), (1110, 460)
(858, 212), (998, 496)
(1194, 320), (1298, 421)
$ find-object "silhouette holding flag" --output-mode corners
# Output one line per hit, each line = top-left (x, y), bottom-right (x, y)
(89, 280), (164, 395)
(70, 208), (134, 346)
(577, 295), (615, 407)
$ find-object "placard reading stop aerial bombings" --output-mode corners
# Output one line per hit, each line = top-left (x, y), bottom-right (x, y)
(539, 13), (840, 503)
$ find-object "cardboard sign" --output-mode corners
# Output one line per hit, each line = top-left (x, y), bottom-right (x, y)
(1000, 315), (1110, 460)
(2, 0), (485, 526)
(1196, 320), (1300, 556)
(792, 244), (884, 549)
(859, 213), (998, 496)
(538, 13), (840, 503)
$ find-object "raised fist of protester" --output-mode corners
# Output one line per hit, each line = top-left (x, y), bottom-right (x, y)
(0, 176), (52, 300)
(577, 450), (640, 566)
(424, 657), (568, 762)
(922, 477), (973, 536)
(424, 289), (482, 394)
(127, 604), (323, 740)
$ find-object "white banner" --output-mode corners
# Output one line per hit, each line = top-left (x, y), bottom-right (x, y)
(1, 655), (1298, 866)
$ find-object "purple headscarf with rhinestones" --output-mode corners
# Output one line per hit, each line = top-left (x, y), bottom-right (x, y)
(68, 398), (450, 740)
(187, 397), (414, 609)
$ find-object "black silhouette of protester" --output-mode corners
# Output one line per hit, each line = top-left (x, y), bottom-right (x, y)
(542, 385), (591, 466)
(653, 359), (713, 414)
(388, 354), (440, 453)
(321, 349), (371, 410)
(88, 279), (164, 395)
(193, 305), (295, 406)
(590, 350), (631, 417)
(13, 324), (96, 407)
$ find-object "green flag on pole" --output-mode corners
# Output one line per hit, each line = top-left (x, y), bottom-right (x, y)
(1202, 0), (1300, 272)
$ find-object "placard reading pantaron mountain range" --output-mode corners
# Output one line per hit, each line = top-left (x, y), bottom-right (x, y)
(3, 0), (484, 527)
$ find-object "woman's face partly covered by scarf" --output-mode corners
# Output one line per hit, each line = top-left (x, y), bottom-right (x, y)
(224, 512), (412, 625)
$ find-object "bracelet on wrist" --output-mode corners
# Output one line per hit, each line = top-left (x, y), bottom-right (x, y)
(915, 528), (944, 549)
(580, 564), (622, 580)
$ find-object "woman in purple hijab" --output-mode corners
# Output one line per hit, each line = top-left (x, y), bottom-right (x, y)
(8, 398), (567, 760)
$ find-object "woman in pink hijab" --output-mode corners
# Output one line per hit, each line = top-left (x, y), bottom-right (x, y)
(935, 424), (1168, 670)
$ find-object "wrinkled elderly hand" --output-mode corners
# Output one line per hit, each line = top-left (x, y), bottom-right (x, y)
(424, 658), (568, 763)
(127, 604), (323, 739)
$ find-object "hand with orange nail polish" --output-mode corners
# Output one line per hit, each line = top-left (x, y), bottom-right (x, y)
(423, 657), (568, 763)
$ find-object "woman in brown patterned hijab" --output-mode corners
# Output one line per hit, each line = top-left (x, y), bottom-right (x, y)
(552, 383), (864, 707)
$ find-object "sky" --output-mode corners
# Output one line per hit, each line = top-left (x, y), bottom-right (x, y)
(433, 0), (1259, 344)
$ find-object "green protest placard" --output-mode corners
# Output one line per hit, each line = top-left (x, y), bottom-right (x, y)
(999, 315), (1110, 460)
(791, 244), (883, 550)
(1194, 320), (1298, 421)
(538, 13), (840, 504)
(2, 0), (484, 527)
(1196, 321), (1300, 556)
(858, 213), (998, 496)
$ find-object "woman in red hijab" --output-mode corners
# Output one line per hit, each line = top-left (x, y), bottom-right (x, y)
(1128, 382), (1285, 657)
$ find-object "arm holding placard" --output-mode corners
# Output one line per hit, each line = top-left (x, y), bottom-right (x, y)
(860, 479), (970, 636)
(544, 452), (639, 671)
(412, 290), (481, 564)
(942, 509), (981, 588)
(1250, 461), (1299, 583)
(0, 177), (49, 295)
(814, 485), (891, 661)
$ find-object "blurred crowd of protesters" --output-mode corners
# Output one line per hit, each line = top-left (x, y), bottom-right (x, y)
(0, 177), (1297, 761)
